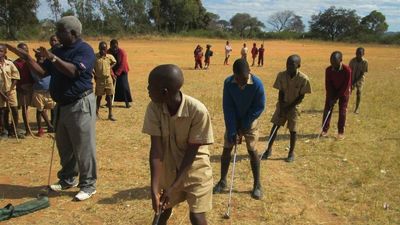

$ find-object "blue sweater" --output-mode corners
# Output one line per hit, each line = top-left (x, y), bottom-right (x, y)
(223, 74), (266, 137)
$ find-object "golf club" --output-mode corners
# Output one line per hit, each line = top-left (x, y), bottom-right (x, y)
(23, 95), (37, 138)
(259, 125), (278, 161)
(6, 101), (19, 142)
(317, 109), (332, 139)
(223, 137), (240, 219)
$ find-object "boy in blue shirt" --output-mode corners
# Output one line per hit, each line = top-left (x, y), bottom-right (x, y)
(213, 58), (266, 199)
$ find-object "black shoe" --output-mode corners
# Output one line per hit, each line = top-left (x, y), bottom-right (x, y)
(261, 149), (272, 160)
(286, 152), (295, 163)
(125, 103), (131, 108)
(47, 127), (55, 133)
(108, 115), (117, 121)
(213, 180), (227, 194)
(251, 184), (263, 200)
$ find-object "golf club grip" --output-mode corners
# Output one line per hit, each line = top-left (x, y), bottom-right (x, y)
(152, 213), (161, 225)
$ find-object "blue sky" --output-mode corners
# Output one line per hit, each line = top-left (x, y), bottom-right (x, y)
(38, 0), (400, 31)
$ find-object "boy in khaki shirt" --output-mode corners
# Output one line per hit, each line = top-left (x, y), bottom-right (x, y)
(349, 47), (368, 114)
(94, 41), (117, 121)
(0, 44), (20, 138)
(142, 64), (213, 225)
(262, 55), (311, 162)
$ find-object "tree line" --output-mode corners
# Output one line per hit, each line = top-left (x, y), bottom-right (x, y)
(0, 0), (398, 44)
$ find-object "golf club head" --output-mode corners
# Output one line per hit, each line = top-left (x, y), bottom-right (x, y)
(223, 212), (230, 219)
(38, 186), (51, 197)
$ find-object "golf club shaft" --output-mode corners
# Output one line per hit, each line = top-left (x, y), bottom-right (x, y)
(225, 142), (238, 217)
(259, 125), (278, 160)
(47, 137), (56, 186)
(7, 102), (19, 142)
(152, 213), (161, 225)
(318, 109), (332, 139)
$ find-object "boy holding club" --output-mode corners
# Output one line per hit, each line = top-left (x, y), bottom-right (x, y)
(261, 55), (311, 162)
(143, 64), (214, 225)
(213, 58), (265, 200)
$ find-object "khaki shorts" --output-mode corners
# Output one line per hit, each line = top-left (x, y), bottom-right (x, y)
(352, 76), (365, 91)
(0, 90), (18, 107)
(95, 77), (114, 96)
(223, 119), (259, 150)
(32, 90), (55, 111)
(161, 156), (213, 213)
(17, 90), (33, 107)
(271, 105), (299, 132)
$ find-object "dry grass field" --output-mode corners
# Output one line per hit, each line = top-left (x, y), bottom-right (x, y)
(1, 37), (399, 225)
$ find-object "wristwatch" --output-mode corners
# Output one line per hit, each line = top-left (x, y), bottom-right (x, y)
(50, 56), (58, 63)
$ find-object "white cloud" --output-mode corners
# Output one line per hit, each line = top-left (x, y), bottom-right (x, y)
(203, 0), (400, 31)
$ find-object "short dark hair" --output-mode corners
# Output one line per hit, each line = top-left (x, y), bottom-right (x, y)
(110, 39), (118, 45)
(233, 58), (250, 75)
(331, 51), (342, 60)
(356, 47), (365, 53)
(99, 41), (107, 48)
(17, 42), (27, 49)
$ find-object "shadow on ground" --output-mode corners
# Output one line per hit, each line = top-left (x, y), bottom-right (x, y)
(97, 186), (150, 204)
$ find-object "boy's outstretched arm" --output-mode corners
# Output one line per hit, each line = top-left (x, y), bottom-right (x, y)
(150, 136), (164, 214)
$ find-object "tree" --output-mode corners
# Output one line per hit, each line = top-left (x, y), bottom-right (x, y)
(268, 10), (294, 32)
(47, 0), (62, 20)
(149, 0), (207, 32)
(0, 0), (39, 39)
(360, 10), (388, 35)
(309, 6), (360, 41)
(230, 13), (265, 37)
(287, 15), (304, 33)
(216, 19), (230, 30)
(115, 0), (152, 32)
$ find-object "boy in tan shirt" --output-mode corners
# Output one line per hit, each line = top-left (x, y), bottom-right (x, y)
(94, 41), (117, 121)
(143, 64), (214, 225)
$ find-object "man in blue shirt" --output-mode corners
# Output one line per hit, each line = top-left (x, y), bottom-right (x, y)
(213, 58), (266, 200)
(7, 16), (97, 201)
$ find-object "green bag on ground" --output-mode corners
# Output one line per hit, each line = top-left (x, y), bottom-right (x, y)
(0, 196), (50, 221)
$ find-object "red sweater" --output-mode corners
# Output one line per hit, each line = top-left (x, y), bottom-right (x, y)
(14, 58), (34, 91)
(108, 48), (130, 76)
(325, 64), (352, 98)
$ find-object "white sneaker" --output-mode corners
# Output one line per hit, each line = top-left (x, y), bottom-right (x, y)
(75, 190), (97, 201)
(49, 182), (78, 192)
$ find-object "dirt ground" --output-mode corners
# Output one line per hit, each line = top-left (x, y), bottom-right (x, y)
(1, 38), (399, 224)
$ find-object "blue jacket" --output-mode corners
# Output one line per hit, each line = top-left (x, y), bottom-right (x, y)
(223, 74), (266, 138)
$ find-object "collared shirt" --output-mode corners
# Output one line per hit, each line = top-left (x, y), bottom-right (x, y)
(273, 70), (312, 106)
(325, 64), (352, 97)
(94, 53), (116, 80)
(0, 59), (20, 93)
(258, 47), (265, 57)
(241, 47), (248, 56)
(142, 93), (213, 187)
(225, 45), (232, 56)
(223, 74), (265, 137)
(32, 63), (51, 91)
(44, 39), (95, 104)
(108, 48), (130, 76)
(349, 57), (368, 84)
(14, 58), (34, 91)
(251, 47), (258, 57)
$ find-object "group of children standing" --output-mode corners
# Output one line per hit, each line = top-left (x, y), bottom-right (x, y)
(193, 44), (213, 70)
(150, 46), (368, 224)
(194, 41), (265, 69)
(0, 36), (59, 139)
(0, 38), (135, 140)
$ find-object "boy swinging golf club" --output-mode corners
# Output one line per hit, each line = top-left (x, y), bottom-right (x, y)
(261, 55), (311, 162)
(213, 58), (266, 200)
(143, 64), (214, 225)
